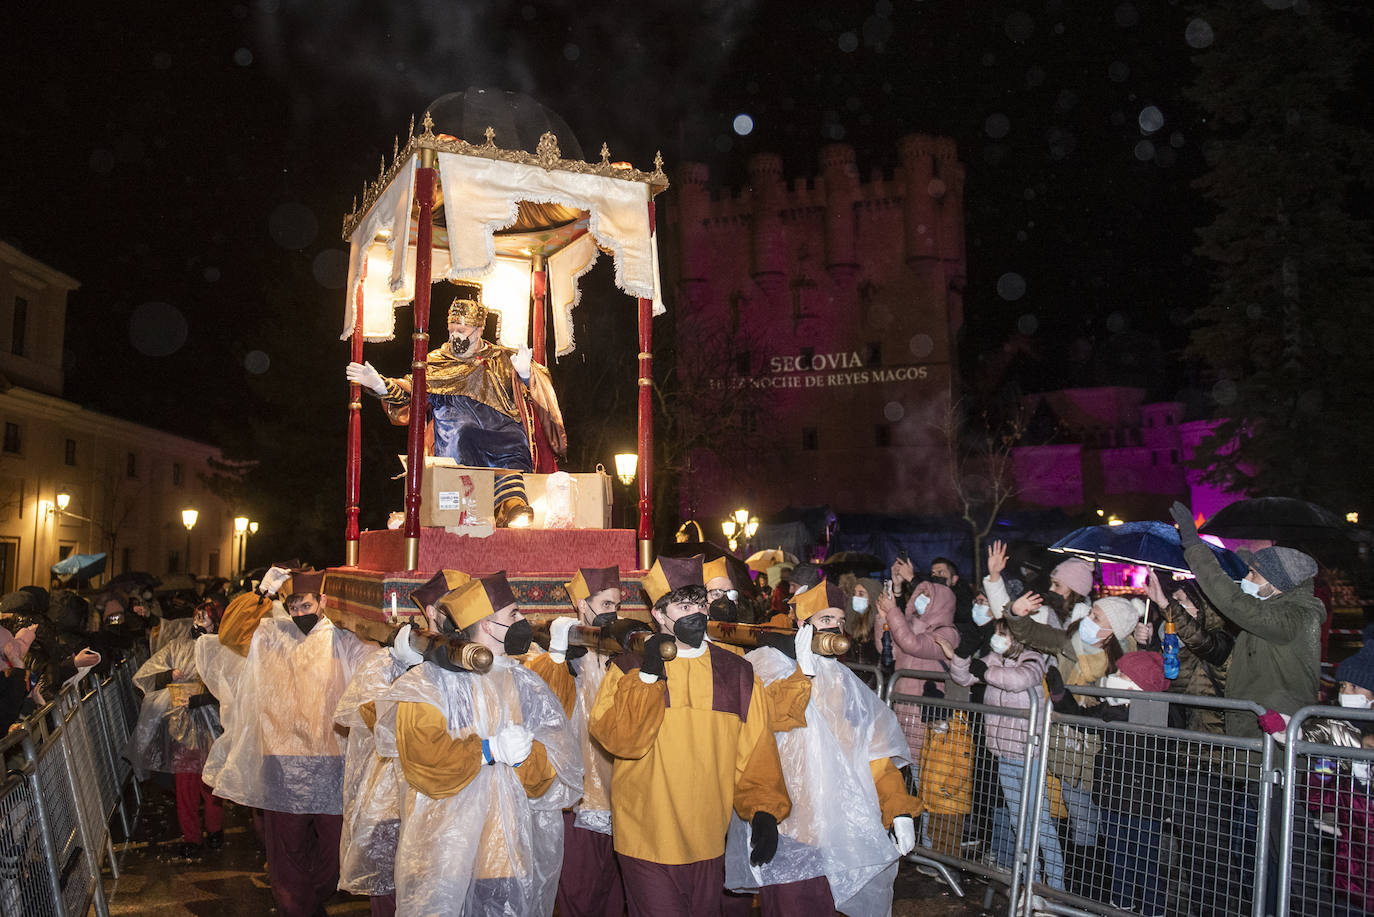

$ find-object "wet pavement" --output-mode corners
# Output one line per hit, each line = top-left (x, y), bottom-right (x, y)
(100, 779), (1003, 916)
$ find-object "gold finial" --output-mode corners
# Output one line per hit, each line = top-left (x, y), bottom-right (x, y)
(421, 111), (435, 138)
(536, 131), (561, 166)
(654, 151), (664, 173)
(379, 157), (386, 179)
(484, 126), (495, 146)
(600, 142), (611, 165)
(352, 195), (357, 212)
(393, 136), (399, 161)
(408, 114), (415, 138)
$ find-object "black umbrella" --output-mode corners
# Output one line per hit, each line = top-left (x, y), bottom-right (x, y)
(1200, 497), (1354, 542)
(820, 551), (885, 577)
(658, 541), (753, 589)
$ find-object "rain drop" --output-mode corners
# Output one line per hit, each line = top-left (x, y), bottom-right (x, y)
(203, 267), (221, 283)
(1115, 2), (1139, 27)
(732, 114), (754, 136)
(152, 52), (173, 70)
(563, 43), (580, 61)
(312, 250), (349, 289)
(909, 334), (934, 359)
(244, 351), (271, 375)
(1170, 131), (1185, 149)
(997, 272), (1027, 301)
(1245, 303), (1264, 320)
(1004, 11), (1034, 43)
(233, 47), (253, 67)
(985, 113), (1011, 139)
(1138, 106), (1164, 133)
(268, 202), (318, 250)
(1106, 312), (1127, 333)
(1108, 61), (1130, 82)
(520, 4), (535, 20)
(927, 178), (947, 199)
(1056, 89), (1078, 113)
(1134, 140), (1155, 161)
(884, 401), (905, 422)
(837, 31), (859, 53)
(1185, 18), (1214, 49)
(1017, 314), (1039, 335)
(1026, 66), (1046, 88)
(1016, 230), (1028, 242)
(1211, 379), (1237, 406)
(129, 302), (189, 357)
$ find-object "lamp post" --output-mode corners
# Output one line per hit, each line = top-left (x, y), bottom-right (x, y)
(181, 506), (198, 575)
(234, 516), (249, 576)
(614, 453), (638, 530)
(722, 518), (738, 553)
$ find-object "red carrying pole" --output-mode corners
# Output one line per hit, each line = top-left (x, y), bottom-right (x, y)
(636, 200), (656, 570)
(531, 255), (548, 366)
(344, 258), (367, 566)
(403, 156), (437, 571)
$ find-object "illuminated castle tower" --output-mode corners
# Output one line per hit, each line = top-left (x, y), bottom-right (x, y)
(664, 135), (968, 519)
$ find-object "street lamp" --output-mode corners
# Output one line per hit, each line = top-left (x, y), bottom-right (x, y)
(182, 506), (198, 575)
(56, 492), (71, 511)
(234, 516), (249, 576)
(613, 453), (638, 529)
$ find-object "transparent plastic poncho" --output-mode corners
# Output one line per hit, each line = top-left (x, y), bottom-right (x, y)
(211, 616), (371, 814)
(373, 656), (582, 917)
(334, 647), (409, 897)
(194, 627), (252, 788)
(125, 635), (222, 779)
(570, 648), (616, 835)
(725, 648), (910, 917)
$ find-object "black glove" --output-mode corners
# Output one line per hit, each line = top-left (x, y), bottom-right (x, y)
(1170, 501), (1200, 544)
(967, 657), (989, 681)
(152, 670), (174, 691)
(750, 811), (779, 866)
(605, 617), (651, 650)
(1045, 665), (1066, 703)
(418, 634), (463, 672)
(955, 627), (986, 659)
(187, 692), (218, 709)
(639, 634), (674, 680)
(756, 629), (796, 659)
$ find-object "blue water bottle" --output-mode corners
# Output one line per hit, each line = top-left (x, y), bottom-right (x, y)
(1162, 617), (1180, 680)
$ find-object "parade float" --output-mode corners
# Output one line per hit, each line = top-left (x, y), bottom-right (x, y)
(324, 98), (668, 627)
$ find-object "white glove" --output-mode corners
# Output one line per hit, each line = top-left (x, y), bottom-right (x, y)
(511, 345), (532, 380)
(259, 565), (292, 596)
(389, 624), (423, 668)
(891, 814), (917, 856)
(548, 616), (576, 663)
(485, 723), (533, 766)
(795, 623), (816, 678)
(346, 360), (388, 395)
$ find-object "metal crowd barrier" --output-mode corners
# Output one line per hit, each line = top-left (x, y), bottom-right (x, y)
(0, 650), (146, 917)
(860, 665), (1374, 917)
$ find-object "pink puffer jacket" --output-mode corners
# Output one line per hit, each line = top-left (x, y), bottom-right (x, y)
(876, 580), (960, 699)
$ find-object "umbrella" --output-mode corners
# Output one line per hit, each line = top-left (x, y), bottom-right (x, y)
(105, 571), (160, 594)
(1200, 497), (1353, 543)
(50, 552), (107, 582)
(820, 551), (885, 577)
(659, 541), (754, 589)
(1050, 522), (1248, 579)
(746, 548), (798, 573)
(155, 573), (199, 594)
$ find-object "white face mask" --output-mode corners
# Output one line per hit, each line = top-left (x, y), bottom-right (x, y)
(989, 633), (1012, 655)
(1077, 616), (1104, 647)
(913, 594), (931, 615)
(1101, 673), (1138, 705)
(851, 595), (869, 614)
(971, 603), (992, 627)
(1239, 578), (1272, 599)
(1339, 693), (1373, 709)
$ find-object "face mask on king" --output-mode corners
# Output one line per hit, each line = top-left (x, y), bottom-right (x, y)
(671, 612), (708, 648)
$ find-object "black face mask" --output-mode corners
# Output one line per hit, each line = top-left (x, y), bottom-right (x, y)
(671, 612), (708, 648)
(292, 614), (318, 634)
(815, 625), (843, 635)
(708, 597), (739, 623)
(497, 619), (533, 656)
(929, 575), (948, 586)
(591, 611), (618, 629)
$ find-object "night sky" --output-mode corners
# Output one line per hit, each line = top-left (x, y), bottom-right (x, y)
(4, 0), (1354, 535)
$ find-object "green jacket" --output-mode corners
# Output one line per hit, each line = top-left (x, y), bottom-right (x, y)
(1182, 541), (1324, 739)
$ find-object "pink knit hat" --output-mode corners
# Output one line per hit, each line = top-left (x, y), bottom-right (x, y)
(1051, 558), (1094, 598)
(1116, 651), (1169, 693)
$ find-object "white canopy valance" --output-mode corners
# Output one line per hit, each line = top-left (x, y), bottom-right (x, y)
(342, 151), (665, 353)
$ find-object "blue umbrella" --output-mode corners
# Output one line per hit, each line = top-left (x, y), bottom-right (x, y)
(50, 552), (108, 582)
(1050, 522), (1247, 579)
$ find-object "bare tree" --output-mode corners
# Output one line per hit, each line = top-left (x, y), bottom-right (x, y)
(937, 399), (1025, 581)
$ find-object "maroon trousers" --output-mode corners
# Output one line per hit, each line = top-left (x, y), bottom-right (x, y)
(174, 773), (223, 844)
(556, 811), (626, 917)
(261, 808), (343, 917)
(619, 853), (724, 917)
(759, 875), (839, 916)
